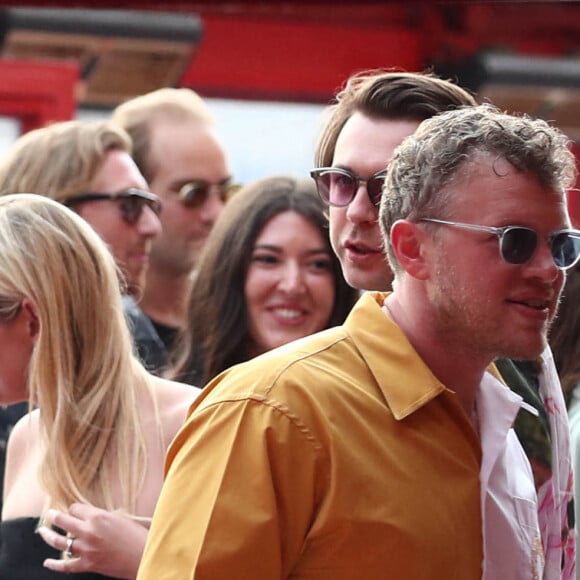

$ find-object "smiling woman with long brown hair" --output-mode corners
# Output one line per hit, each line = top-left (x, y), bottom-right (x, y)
(171, 175), (358, 387)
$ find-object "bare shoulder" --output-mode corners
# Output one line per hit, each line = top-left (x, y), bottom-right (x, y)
(3, 409), (41, 508)
(7, 408), (40, 450)
(151, 376), (199, 411)
(149, 376), (199, 439)
(5, 409), (41, 476)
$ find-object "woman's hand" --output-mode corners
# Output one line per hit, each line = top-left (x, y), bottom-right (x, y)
(36, 503), (149, 579)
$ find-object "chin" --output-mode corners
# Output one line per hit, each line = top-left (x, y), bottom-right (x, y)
(343, 269), (369, 291)
(501, 338), (547, 362)
(344, 267), (390, 293)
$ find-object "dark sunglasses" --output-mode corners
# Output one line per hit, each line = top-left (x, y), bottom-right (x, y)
(178, 179), (239, 208)
(421, 218), (580, 270)
(310, 167), (387, 207)
(66, 188), (162, 226)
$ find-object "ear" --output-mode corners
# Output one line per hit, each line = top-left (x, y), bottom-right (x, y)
(390, 219), (430, 280)
(20, 298), (40, 342)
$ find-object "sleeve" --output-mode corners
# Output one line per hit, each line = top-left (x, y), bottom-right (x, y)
(137, 395), (324, 580)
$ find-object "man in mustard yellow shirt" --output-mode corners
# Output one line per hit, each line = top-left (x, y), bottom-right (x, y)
(137, 106), (579, 579)
(311, 70), (574, 578)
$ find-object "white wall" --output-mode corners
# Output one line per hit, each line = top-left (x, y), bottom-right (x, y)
(0, 116), (21, 156)
(79, 98), (329, 187)
(207, 98), (328, 185)
(0, 99), (329, 186)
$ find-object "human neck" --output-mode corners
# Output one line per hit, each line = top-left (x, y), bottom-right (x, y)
(139, 267), (193, 329)
(382, 291), (487, 419)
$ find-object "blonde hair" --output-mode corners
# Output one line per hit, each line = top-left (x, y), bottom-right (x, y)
(0, 120), (131, 203)
(0, 194), (155, 514)
(112, 87), (214, 182)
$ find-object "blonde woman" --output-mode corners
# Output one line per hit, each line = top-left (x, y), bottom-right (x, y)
(0, 194), (196, 579)
(0, 119), (163, 520)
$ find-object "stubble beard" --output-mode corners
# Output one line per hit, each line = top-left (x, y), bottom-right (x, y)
(430, 258), (550, 363)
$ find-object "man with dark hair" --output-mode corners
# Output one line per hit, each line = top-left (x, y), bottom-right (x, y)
(313, 70), (477, 291)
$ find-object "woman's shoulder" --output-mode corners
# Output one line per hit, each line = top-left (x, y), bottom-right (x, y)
(3, 410), (45, 516)
(147, 376), (199, 437)
(152, 376), (200, 407)
(7, 408), (40, 449)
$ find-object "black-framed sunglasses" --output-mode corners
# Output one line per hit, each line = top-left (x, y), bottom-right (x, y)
(178, 179), (240, 208)
(66, 188), (162, 226)
(421, 218), (580, 270)
(310, 167), (387, 207)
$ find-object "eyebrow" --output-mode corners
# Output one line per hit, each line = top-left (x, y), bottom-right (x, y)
(332, 164), (352, 172)
(328, 165), (387, 177)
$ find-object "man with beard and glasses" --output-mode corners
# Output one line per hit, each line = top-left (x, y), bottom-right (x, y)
(137, 105), (579, 579)
(310, 70), (575, 579)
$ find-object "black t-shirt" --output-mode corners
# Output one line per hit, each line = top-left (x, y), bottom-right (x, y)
(150, 319), (179, 353)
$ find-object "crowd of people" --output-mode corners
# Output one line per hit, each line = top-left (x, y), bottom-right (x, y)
(0, 69), (578, 580)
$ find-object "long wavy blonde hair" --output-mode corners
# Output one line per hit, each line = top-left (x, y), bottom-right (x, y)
(0, 194), (156, 514)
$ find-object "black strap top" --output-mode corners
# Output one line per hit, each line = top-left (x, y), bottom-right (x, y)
(0, 517), (116, 579)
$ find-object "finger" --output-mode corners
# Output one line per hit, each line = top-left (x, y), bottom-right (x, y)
(68, 502), (98, 518)
(43, 556), (85, 574)
(36, 525), (82, 559)
(43, 508), (84, 538)
(38, 528), (85, 571)
(43, 557), (67, 572)
(37, 526), (82, 561)
(36, 526), (68, 552)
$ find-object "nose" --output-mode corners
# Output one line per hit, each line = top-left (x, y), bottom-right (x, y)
(278, 262), (306, 295)
(345, 182), (378, 225)
(200, 189), (225, 224)
(137, 206), (162, 238)
(525, 240), (561, 284)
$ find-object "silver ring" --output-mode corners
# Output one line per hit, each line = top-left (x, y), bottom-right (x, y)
(63, 536), (75, 560)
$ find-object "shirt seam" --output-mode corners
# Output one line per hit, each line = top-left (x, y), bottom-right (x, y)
(197, 394), (325, 456)
(261, 337), (350, 400)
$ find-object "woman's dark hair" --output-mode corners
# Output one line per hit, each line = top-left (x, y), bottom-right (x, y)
(171, 175), (359, 386)
(549, 264), (580, 404)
